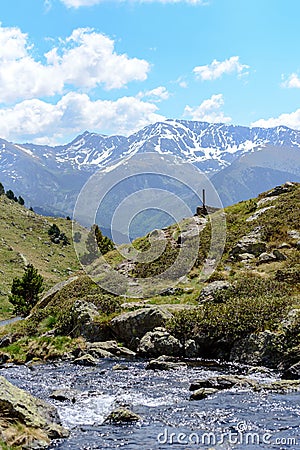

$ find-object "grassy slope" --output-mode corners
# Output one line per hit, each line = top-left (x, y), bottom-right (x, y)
(0, 183), (299, 355)
(0, 195), (82, 319)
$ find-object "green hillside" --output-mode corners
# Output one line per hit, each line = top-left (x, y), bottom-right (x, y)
(0, 195), (82, 319)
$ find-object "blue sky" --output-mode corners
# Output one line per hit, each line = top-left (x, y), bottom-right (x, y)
(0, 0), (300, 144)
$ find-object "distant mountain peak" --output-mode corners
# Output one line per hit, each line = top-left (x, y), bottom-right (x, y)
(0, 120), (300, 217)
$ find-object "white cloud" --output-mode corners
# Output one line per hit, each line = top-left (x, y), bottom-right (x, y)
(0, 92), (165, 144)
(0, 25), (150, 103)
(251, 109), (300, 130)
(174, 76), (188, 88)
(183, 94), (231, 123)
(193, 56), (249, 81)
(138, 86), (170, 102)
(60, 0), (206, 7)
(281, 73), (300, 89)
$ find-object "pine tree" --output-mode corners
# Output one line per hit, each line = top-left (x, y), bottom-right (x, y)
(80, 225), (114, 264)
(6, 189), (15, 200)
(18, 196), (25, 206)
(95, 225), (114, 254)
(48, 224), (60, 243)
(0, 182), (4, 195)
(9, 264), (44, 317)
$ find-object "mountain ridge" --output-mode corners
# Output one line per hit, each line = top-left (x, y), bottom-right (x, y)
(1, 120), (300, 218)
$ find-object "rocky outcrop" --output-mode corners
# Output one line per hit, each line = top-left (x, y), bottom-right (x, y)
(0, 375), (69, 449)
(266, 182), (296, 197)
(229, 331), (283, 368)
(137, 327), (182, 357)
(198, 281), (231, 303)
(110, 307), (173, 349)
(69, 300), (111, 342)
(0, 352), (9, 365)
(230, 228), (266, 259)
(257, 249), (287, 264)
(257, 252), (277, 263)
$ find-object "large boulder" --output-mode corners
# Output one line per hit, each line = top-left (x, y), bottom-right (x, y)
(110, 307), (173, 349)
(137, 327), (182, 357)
(0, 376), (69, 449)
(229, 331), (283, 368)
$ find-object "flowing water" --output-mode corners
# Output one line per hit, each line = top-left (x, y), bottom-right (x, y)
(1, 359), (300, 449)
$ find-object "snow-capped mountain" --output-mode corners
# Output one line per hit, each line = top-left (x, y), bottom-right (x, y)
(1, 120), (300, 217)
(18, 119), (300, 173)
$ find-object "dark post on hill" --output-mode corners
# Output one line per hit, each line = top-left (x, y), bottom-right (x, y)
(196, 189), (208, 216)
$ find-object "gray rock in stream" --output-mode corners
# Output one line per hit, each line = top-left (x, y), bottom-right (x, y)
(190, 388), (218, 400)
(87, 340), (136, 359)
(146, 355), (187, 371)
(72, 354), (98, 366)
(104, 407), (141, 424)
(50, 389), (79, 402)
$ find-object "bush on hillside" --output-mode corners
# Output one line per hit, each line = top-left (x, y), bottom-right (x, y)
(167, 275), (291, 346)
(48, 223), (70, 246)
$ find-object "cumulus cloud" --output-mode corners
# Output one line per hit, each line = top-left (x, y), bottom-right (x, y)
(60, 0), (206, 7)
(193, 56), (249, 81)
(281, 73), (300, 89)
(183, 94), (231, 123)
(0, 25), (149, 103)
(251, 109), (300, 130)
(0, 93), (165, 144)
(138, 86), (170, 102)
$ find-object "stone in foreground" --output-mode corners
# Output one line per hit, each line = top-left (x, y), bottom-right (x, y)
(0, 375), (69, 449)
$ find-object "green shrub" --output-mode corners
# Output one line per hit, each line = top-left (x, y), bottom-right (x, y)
(167, 275), (291, 345)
